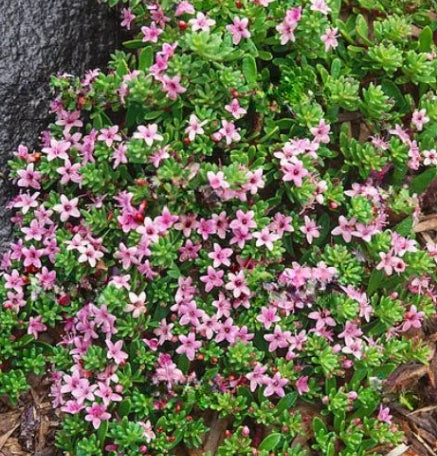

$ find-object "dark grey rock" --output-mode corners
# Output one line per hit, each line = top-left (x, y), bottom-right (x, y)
(0, 0), (124, 252)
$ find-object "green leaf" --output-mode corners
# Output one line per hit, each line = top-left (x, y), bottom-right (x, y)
(393, 216), (413, 237)
(276, 392), (298, 413)
(242, 55), (257, 85)
(258, 433), (282, 451)
(356, 14), (372, 45)
(419, 26), (433, 52)
(97, 420), (108, 447)
(410, 167), (437, 194)
(381, 79), (408, 112)
(118, 399), (131, 417)
(313, 417), (328, 436)
(123, 39), (146, 49)
(367, 269), (384, 295)
(331, 58), (342, 78)
(139, 46), (154, 71)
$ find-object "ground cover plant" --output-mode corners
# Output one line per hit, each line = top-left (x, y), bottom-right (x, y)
(2, 0), (437, 454)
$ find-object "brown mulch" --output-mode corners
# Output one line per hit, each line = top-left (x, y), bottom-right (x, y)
(0, 374), (60, 456)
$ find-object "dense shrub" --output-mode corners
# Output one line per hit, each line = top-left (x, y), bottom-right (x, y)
(2, 0), (437, 454)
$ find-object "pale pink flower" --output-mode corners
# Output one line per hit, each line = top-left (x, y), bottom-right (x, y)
(423, 149), (437, 166)
(225, 98), (247, 118)
(133, 124), (163, 146)
(98, 126), (122, 147)
(106, 339), (128, 365)
(310, 0), (331, 15)
(321, 27), (338, 51)
(300, 216), (320, 244)
(185, 114), (207, 141)
(53, 195), (80, 222)
(411, 108), (429, 131)
(226, 17), (251, 45)
(125, 291), (147, 318)
(253, 228), (279, 251)
(189, 12), (215, 32)
(218, 120), (241, 144)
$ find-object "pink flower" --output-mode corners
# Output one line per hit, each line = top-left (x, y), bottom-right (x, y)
(295, 376), (309, 395)
(342, 339), (363, 359)
(95, 382), (122, 406)
(17, 164), (41, 189)
(207, 171), (230, 190)
(226, 270), (250, 298)
(53, 195), (80, 222)
(56, 159), (82, 185)
(230, 210), (257, 233)
(300, 216), (321, 244)
(253, 228), (279, 251)
(22, 245), (42, 268)
(208, 244), (233, 268)
(256, 306), (280, 330)
(226, 17), (251, 45)
(244, 169), (264, 194)
(218, 120), (241, 144)
(106, 339), (128, 365)
(175, 1), (195, 16)
(98, 126), (122, 147)
(133, 124), (163, 146)
(376, 251), (405, 276)
(377, 405), (393, 424)
(225, 98), (247, 119)
(125, 291), (147, 318)
(310, 0), (331, 15)
(321, 27), (338, 51)
(141, 22), (163, 43)
(411, 108), (429, 131)
(200, 266), (224, 292)
(338, 321), (363, 346)
(423, 149), (437, 166)
(85, 403), (111, 429)
(264, 372), (289, 397)
(189, 12), (215, 32)
(276, 8), (301, 45)
(28, 316), (47, 339)
(265, 325), (292, 351)
(246, 363), (268, 392)
(401, 305), (425, 332)
(281, 158), (308, 186)
(185, 114), (207, 141)
(162, 75), (186, 100)
(42, 138), (71, 161)
(331, 216), (356, 243)
(176, 332), (201, 361)
(120, 8), (135, 30)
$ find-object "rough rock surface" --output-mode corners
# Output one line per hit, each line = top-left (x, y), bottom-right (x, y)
(0, 0), (124, 251)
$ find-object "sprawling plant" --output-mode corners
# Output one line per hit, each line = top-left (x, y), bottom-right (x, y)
(2, 0), (437, 454)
